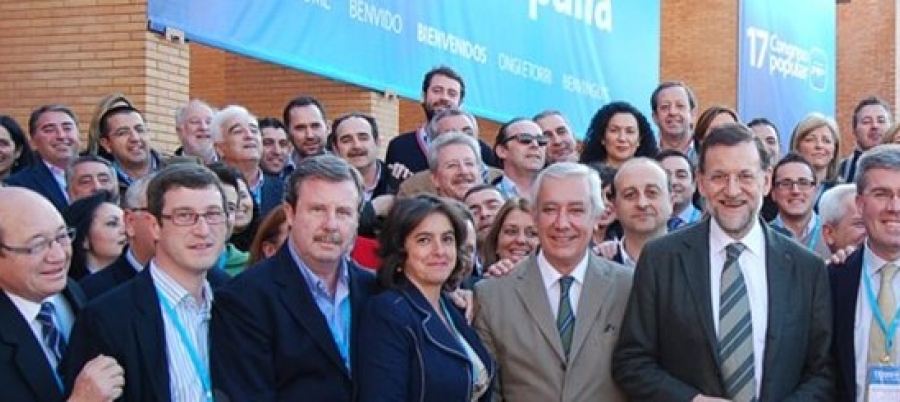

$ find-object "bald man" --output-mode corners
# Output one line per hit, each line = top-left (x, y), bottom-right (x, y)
(0, 187), (123, 401)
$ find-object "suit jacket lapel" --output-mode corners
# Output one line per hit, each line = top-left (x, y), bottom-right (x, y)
(134, 271), (172, 401)
(273, 249), (348, 376)
(679, 220), (721, 364)
(35, 162), (67, 208)
(759, 227), (794, 396)
(568, 254), (612, 359)
(0, 292), (64, 401)
(513, 256), (566, 362)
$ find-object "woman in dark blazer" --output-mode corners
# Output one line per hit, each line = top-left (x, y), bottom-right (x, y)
(357, 195), (495, 402)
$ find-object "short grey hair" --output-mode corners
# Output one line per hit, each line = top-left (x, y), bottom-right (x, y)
(65, 155), (114, 185)
(284, 154), (365, 212)
(426, 108), (480, 140)
(122, 173), (155, 210)
(531, 162), (605, 218)
(855, 144), (900, 193)
(427, 131), (481, 173)
(211, 105), (256, 143)
(175, 99), (214, 126)
(818, 183), (857, 225)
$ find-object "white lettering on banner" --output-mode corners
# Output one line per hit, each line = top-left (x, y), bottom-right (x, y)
(562, 74), (608, 101)
(349, 0), (402, 34)
(528, 0), (613, 32)
(498, 53), (553, 84)
(744, 25), (828, 92)
(303, 0), (331, 11)
(416, 23), (488, 64)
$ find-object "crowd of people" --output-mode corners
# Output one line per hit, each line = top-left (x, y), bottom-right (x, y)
(0, 64), (898, 402)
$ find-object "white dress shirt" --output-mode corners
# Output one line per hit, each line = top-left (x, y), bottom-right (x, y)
(853, 242), (900, 402)
(538, 250), (589, 318)
(708, 218), (769, 398)
(151, 263), (213, 402)
(5, 291), (75, 369)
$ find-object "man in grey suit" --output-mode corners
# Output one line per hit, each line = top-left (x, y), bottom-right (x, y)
(613, 124), (835, 401)
(474, 162), (632, 401)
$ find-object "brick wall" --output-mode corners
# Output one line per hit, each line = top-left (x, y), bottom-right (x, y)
(190, 43), (398, 157)
(660, 0), (739, 117)
(0, 0), (188, 153)
(836, 0), (896, 156)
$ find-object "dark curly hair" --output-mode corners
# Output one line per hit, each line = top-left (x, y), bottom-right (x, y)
(580, 101), (658, 165)
(376, 194), (469, 292)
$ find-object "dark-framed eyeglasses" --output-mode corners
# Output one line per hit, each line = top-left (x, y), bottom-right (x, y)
(0, 228), (76, 256)
(160, 209), (228, 226)
(504, 133), (548, 147)
(774, 178), (816, 191)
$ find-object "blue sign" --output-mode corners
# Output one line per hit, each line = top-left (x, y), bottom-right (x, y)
(738, 0), (835, 153)
(148, 0), (660, 138)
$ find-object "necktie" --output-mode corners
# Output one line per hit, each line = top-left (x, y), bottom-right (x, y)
(667, 216), (683, 231)
(36, 302), (67, 365)
(557, 276), (575, 357)
(868, 263), (898, 364)
(719, 243), (756, 401)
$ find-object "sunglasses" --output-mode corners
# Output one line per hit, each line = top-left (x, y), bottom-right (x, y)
(505, 133), (548, 146)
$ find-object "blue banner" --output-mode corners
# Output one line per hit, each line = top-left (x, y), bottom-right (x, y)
(148, 0), (660, 138)
(738, 0), (835, 153)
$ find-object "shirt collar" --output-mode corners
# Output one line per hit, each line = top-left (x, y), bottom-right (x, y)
(287, 237), (350, 300)
(678, 204), (700, 223)
(149, 261), (214, 309)
(863, 240), (900, 275)
(617, 237), (637, 267)
(537, 249), (589, 291)
(5, 291), (62, 323)
(709, 216), (766, 260)
(125, 248), (144, 272)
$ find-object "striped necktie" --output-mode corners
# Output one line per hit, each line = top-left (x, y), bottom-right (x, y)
(557, 276), (575, 357)
(36, 302), (67, 365)
(719, 243), (756, 401)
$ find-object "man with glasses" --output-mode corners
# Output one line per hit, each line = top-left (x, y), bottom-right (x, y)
(493, 117), (548, 199)
(0, 187), (124, 401)
(769, 153), (831, 258)
(65, 164), (232, 401)
(614, 124), (834, 401)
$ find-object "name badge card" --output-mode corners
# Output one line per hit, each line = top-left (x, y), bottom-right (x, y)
(868, 366), (900, 402)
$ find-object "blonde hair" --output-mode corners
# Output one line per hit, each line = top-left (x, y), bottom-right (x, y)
(789, 113), (841, 182)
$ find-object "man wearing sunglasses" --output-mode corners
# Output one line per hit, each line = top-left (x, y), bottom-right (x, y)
(493, 118), (548, 199)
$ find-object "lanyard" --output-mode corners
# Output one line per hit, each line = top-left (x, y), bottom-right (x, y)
(862, 262), (900, 359)
(157, 290), (213, 401)
(773, 215), (821, 250)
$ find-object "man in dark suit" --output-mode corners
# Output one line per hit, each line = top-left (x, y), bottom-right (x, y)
(386, 66), (495, 174)
(0, 187), (123, 401)
(64, 164), (231, 401)
(607, 157), (672, 267)
(613, 124), (835, 401)
(830, 144), (900, 402)
(212, 155), (378, 401)
(213, 105), (284, 220)
(5, 105), (81, 212)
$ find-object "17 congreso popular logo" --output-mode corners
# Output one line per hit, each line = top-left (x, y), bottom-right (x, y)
(745, 26), (829, 92)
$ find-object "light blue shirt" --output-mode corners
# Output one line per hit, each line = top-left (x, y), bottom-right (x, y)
(287, 239), (352, 370)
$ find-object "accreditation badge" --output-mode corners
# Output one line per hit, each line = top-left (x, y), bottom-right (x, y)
(867, 365), (900, 402)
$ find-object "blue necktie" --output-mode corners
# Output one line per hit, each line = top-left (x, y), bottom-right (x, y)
(557, 276), (575, 357)
(36, 302), (67, 365)
(667, 216), (683, 231)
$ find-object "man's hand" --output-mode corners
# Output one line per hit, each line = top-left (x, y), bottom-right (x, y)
(826, 244), (856, 265)
(68, 355), (124, 402)
(387, 163), (412, 180)
(447, 288), (474, 323)
(483, 259), (517, 278)
(592, 239), (619, 260)
(371, 195), (396, 217)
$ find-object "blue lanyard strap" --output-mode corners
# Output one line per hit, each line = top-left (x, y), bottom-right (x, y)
(772, 215), (821, 250)
(862, 264), (900, 358)
(157, 290), (213, 401)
